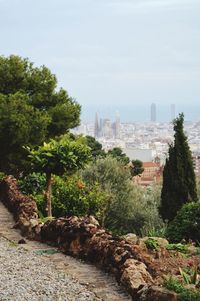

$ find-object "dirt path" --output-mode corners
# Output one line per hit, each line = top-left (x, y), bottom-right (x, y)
(0, 201), (132, 301)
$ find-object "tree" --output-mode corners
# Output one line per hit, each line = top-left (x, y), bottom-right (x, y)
(26, 135), (91, 217)
(107, 147), (130, 165)
(130, 159), (144, 177)
(160, 113), (198, 221)
(82, 157), (146, 234)
(0, 92), (50, 173)
(0, 55), (81, 174)
(85, 136), (106, 159)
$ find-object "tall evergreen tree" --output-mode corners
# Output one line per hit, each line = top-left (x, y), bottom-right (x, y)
(160, 113), (198, 221)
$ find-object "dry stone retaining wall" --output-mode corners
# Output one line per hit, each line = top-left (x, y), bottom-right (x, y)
(0, 176), (41, 238)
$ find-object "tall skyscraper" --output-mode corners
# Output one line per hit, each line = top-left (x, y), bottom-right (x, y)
(170, 104), (175, 120)
(115, 111), (120, 139)
(151, 103), (156, 122)
(94, 112), (99, 138)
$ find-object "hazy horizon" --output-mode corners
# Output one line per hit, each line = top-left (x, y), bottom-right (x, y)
(1, 0), (200, 119)
(81, 104), (200, 123)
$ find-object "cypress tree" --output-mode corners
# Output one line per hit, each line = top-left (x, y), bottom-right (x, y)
(160, 113), (198, 221)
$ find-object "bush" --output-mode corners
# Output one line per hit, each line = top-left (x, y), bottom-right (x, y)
(18, 173), (108, 221)
(81, 157), (164, 236)
(51, 175), (108, 219)
(18, 173), (46, 195)
(0, 172), (6, 181)
(166, 202), (200, 243)
(164, 276), (200, 301)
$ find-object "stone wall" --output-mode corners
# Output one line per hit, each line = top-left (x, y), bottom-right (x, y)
(0, 176), (41, 238)
(41, 216), (176, 300)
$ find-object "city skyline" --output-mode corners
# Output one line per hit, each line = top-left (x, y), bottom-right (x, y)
(81, 103), (199, 123)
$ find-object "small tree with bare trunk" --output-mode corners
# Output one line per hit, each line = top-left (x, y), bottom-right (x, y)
(25, 135), (91, 217)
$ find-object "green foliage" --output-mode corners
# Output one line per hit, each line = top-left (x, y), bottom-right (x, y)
(25, 134), (91, 217)
(140, 184), (165, 237)
(144, 225), (167, 238)
(19, 172), (108, 220)
(82, 157), (164, 235)
(130, 159), (144, 177)
(26, 135), (91, 175)
(85, 136), (106, 159)
(144, 238), (159, 250)
(0, 55), (81, 174)
(179, 265), (200, 286)
(18, 173), (46, 195)
(0, 172), (6, 181)
(163, 276), (200, 301)
(166, 202), (200, 243)
(166, 243), (188, 253)
(107, 147), (130, 165)
(160, 113), (198, 221)
(51, 176), (108, 218)
(0, 92), (50, 173)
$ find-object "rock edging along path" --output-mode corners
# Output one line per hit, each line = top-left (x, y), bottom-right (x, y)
(0, 197), (131, 301)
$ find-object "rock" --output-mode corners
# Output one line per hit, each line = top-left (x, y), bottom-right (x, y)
(0, 176), (39, 239)
(120, 258), (153, 294)
(18, 238), (26, 244)
(122, 233), (138, 245)
(29, 218), (39, 228)
(139, 237), (169, 249)
(139, 285), (177, 301)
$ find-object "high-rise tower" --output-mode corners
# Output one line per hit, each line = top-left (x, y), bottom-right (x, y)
(115, 111), (120, 139)
(151, 103), (156, 122)
(94, 112), (100, 138)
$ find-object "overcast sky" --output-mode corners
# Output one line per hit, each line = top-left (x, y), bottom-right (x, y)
(1, 0), (200, 120)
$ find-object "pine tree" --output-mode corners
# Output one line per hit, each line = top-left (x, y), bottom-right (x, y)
(160, 113), (198, 221)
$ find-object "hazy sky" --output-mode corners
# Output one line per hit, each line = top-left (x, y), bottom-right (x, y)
(1, 0), (200, 121)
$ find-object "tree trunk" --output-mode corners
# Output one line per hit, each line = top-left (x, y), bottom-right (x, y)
(45, 172), (52, 217)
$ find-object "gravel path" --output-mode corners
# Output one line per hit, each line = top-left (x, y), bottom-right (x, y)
(0, 237), (100, 301)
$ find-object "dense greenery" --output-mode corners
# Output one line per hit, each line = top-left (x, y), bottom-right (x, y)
(18, 173), (108, 221)
(160, 113), (197, 221)
(130, 159), (144, 177)
(51, 176), (108, 219)
(0, 55), (81, 174)
(81, 157), (164, 235)
(164, 276), (200, 301)
(166, 202), (200, 243)
(85, 136), (106, 159)
(107, 147), (130, 165)
(26, 135), (91, 216)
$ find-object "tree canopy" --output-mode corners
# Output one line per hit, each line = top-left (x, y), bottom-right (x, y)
(85, 135), (106, 159)
(0, 55), (81, 174)
(160, 113), (198, 221)
(107, 147), (130, 165)
(130, 159), (144, 177)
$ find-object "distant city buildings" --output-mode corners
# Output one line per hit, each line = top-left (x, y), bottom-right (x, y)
(72, 111), (200, 185)
(94, 112), (121, 139)
(150, 103), (156, 122)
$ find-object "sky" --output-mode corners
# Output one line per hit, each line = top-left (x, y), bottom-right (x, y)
(1, 0), (200, 122)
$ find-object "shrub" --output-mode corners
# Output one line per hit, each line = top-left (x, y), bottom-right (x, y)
(164, 276), (200, 301)
(81, 158), (164, 236)
(18, 173), (46, 195)
(166, 202), (200, 243)
(51, 175), (108, 219)
(0, 172), (6, 180)
(144, 238), (159, 250)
